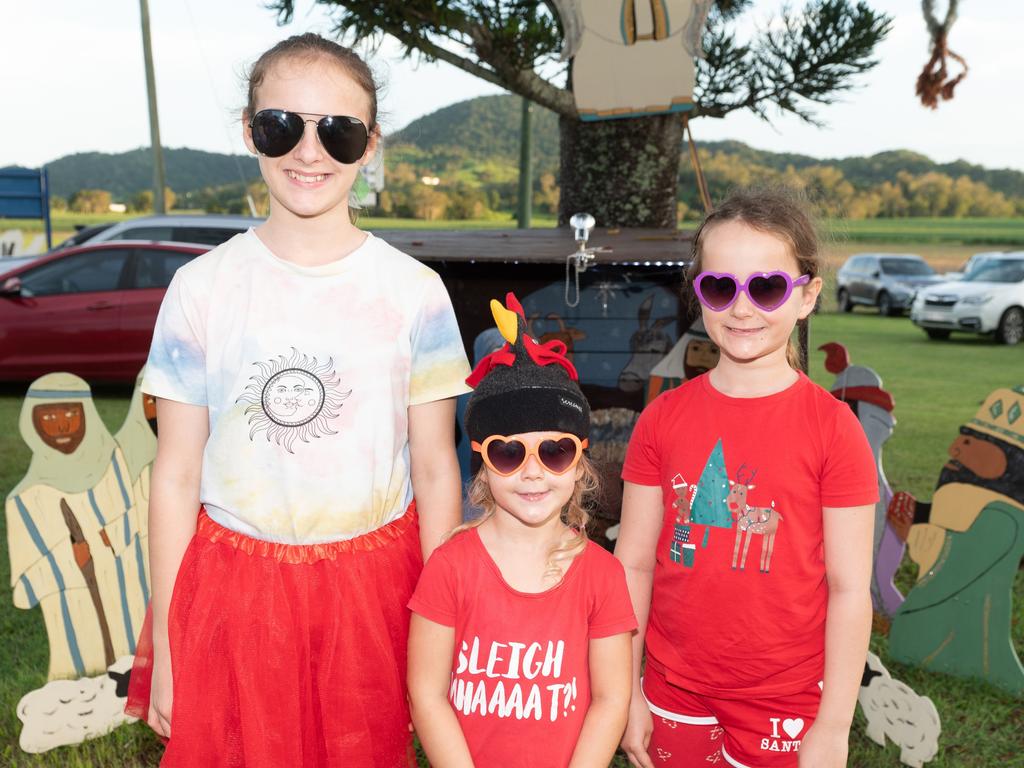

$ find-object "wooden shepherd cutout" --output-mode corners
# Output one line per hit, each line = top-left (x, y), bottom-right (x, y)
(114, 367), (157, 586)
(887, 386), (1024, 697)
(6, 373), (149, 750)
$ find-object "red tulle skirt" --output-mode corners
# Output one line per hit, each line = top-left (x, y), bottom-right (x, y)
(127, 504), (422, 767)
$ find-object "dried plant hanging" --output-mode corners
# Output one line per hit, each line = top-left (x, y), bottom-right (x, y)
(917, 0), (967, 109)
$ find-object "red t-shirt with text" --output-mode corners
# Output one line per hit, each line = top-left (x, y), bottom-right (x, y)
(622, 372), (877, 698)
(409, 528), (637, 768)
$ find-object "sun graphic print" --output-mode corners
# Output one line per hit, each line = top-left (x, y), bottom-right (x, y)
(237, 348), (352, 453)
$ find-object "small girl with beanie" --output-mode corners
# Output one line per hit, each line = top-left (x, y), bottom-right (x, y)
(408, 293), (638, 768)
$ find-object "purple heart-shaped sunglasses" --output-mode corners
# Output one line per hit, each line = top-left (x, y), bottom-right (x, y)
(694, 271), (811, 312)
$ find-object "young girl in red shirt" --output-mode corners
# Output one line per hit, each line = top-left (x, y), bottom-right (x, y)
(616, 190), (877, 768)
(408, 293), (638, 768)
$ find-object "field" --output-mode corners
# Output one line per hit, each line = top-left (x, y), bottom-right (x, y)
(829, 218), (1024, 246)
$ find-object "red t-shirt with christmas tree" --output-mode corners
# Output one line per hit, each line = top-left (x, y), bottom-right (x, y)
(409, 527), (637, 768)
(622, 371), (877, 698)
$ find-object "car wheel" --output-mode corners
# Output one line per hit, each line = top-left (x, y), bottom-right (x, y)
(837, 288), (853, 313)
(995, 307), (1024, 345)
(877, 291), (895, 316)
(925, 329), (951, 340)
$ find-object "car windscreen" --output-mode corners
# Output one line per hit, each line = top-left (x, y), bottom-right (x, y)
(172, 227), (246, 246)
(880, 258), (934, 276)
(963, 260), (1024, 284)
(54, 223), (116, 250)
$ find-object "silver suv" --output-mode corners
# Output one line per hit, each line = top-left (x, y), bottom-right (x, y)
(835, 253), (943, 316)
(75, 214), (262, 248)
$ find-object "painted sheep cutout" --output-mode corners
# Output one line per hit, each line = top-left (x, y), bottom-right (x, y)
(858, 651), (940, 768)
(16, 656), (136, 753)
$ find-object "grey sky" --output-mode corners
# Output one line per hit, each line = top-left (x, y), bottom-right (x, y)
(3, 0), (1022, 172)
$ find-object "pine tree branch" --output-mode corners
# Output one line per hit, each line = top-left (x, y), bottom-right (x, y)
(693, 0), (892, 124)
(268, 0), (890, 125)
(269, 0), (576, 115)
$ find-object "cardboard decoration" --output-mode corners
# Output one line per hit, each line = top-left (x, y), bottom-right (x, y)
(647, 316), (720, 403)
(888, 386), (1024, 697)
(6, 373), (148, 681)
(16, 656), (136, 753)
(113, 367), (157, 586)
(819, 342), (903, 616)
(858, 652), (941, 768)
(555, 0), (712, 120)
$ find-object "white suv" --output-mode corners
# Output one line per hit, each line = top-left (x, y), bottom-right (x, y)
(911, 254), (1024, 344)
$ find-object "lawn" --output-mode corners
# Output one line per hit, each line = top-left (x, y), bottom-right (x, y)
(830, 218), (1024, 246)
(1, 312), (1022, 766)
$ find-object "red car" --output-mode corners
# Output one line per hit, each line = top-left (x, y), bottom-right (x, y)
(0, 241), (210, 382)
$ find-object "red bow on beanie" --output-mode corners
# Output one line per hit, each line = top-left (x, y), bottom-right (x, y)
(466, 292), (579, 388)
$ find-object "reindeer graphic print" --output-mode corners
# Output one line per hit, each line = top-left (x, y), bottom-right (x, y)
(668, 442), (783, 575)
(727, 465), (784, 573)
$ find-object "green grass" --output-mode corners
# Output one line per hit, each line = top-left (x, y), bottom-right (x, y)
(2, 313), (1022, 766)
(828, 218), (1024, 246)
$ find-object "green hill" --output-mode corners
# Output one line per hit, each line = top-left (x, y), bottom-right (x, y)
(391, 94), (560, 169)
(15, 94), (1024, 210)
(40, 148), (259, 200)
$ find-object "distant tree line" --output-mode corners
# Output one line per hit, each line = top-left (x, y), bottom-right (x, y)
(54, 147), (1022, 223)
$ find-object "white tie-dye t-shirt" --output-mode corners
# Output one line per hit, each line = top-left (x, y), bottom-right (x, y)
(143, 229), (471, 543)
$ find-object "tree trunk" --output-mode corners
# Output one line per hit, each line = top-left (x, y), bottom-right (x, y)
(558, 113), (683, 228)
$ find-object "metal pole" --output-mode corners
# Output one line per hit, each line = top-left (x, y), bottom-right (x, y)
(139, 0), (167, 214)
(41, 168), (52, 250)
(517, 98), (532, 229)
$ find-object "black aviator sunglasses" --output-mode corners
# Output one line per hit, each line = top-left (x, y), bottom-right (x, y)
(248, 109), (370, 165)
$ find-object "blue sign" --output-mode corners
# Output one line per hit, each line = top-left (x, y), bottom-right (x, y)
(0, 167), (52, 249)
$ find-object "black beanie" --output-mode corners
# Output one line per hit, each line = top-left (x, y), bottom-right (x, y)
(464, 292), (590, 442)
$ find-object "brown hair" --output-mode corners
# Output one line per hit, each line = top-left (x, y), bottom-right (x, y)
(245, 33), (378, 130)
(449, 455), (601, 583)
(686, 187), (821, 369)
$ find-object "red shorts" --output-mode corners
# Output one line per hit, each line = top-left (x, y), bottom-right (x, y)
(127, 504), (422, 768)
(643, 660), (822, 767)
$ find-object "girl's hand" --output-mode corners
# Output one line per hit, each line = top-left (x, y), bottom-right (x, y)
(798, 721), (848, 768)
(620, 695), (655, 768)
(148, 649), (173, 738)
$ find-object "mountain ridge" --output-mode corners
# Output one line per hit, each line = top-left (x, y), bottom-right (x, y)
(6, 94), (1022, 201)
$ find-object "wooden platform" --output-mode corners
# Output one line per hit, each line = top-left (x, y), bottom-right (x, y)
(376, 227), (695, 264)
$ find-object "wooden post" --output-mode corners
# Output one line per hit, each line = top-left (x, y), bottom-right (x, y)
(139, 0), (167, 214)
(517, 98), (532, 229)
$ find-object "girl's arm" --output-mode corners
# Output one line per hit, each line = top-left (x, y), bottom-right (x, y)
(148, 398), (209, 737)
(614, 482), (664, 768)
(799, 503), (874, 768)
(568, 632), (633, 768)
(407, 614), (474, 768)
(409, 398), (462, 559)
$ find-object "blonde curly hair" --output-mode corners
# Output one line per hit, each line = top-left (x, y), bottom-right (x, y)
(448, 455), (601, 583)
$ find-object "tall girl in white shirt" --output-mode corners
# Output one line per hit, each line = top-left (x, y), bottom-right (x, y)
(125, 33), (470, 767)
